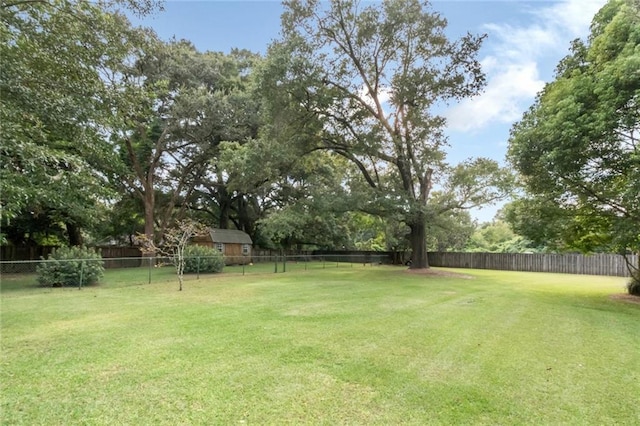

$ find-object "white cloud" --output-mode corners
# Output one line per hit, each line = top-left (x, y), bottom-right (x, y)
(446, 62), (544, 132)
(445, 0), (607, 132)
(536, 0), (607, 36)
(358, 84), (392, 111)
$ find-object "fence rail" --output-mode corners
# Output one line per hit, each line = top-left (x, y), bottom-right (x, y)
(427, 252), (637, 277)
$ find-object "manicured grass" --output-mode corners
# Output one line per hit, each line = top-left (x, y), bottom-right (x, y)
(0, 259), (372, 291)
(1, 266), (638, 424)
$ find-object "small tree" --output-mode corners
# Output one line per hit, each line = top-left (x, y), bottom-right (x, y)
(138, 219), (209, 291)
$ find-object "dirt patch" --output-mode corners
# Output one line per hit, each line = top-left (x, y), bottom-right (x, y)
(403, 268), (474, 279)
(609, 293), (640, 305)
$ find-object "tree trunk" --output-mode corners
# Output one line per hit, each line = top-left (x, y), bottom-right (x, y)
(144, 191), (155, 242)
(219, 204), (230, 229)
(236, 196), (257, 237)
(65, 222), (83, 246)
(409, 218), (429, 269)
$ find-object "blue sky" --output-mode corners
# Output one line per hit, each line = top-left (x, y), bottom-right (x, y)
(129, 0), (607, 221)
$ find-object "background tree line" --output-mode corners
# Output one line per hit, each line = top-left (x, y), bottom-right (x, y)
(1, 0), (637, 272)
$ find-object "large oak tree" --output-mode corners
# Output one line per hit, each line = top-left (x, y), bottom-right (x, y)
(107, 42), (261, 242)
(261, 0), (511, 268)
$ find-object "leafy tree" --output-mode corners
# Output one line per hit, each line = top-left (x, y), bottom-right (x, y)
(465, 220), (540, 253)
(180, 51), (268, 239)
(261, 0), (511, 268)
(255, 152), (354, 249)
(466, 221), (514, 253)
(108, 42), (262, 243)
(502, 199), (593, 252)
(344, 212), (388, 251)
(0, 0), (158, 243)
(507, 0), (639, 279)
(426, 210), (474, 252)
(93, 195), (146, 246)
(1, 208), (68, 246)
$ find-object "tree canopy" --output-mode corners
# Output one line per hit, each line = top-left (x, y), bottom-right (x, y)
(0, 0), (158, 243)
(260, 0), (511, 268)
(2, 0), (516, 256)
(105, 40), (262, 242)
(507, 0), (639, 269)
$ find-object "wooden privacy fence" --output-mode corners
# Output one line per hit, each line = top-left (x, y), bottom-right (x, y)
(0, 245), (57, 261)
(0, 245), (142, 261)
(2, 245), (636, 277)
(427, 252), (637, 277)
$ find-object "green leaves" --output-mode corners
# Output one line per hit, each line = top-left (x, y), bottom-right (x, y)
(36, 246), (104, 287)
(0, 0), (156, 239)
(507, 0), (640, 257)
(266, 0), (507, 267)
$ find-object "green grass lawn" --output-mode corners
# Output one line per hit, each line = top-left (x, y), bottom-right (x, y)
(1, 266), (638, 424)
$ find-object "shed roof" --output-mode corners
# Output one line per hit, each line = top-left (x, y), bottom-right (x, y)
(209, 228), (252, 245)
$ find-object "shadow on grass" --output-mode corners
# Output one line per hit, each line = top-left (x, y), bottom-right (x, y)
(0, 274), (40, 293)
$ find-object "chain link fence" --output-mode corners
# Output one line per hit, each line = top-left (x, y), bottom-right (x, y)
(0, 254), (389, 290)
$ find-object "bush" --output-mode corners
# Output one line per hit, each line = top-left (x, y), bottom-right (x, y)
(627, 272), (640, 296)
(37, 246), (104, 287)
(183, 245), (224, 274)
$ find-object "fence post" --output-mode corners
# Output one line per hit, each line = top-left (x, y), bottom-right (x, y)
(283, 255), (287, 273)
(274, 256), (278, 273)
(78, 261), (84, 290)
(148, 257), (152, 284)
(197, 256), (200, 280)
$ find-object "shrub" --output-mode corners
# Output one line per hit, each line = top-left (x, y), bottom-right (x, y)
(37, 246), (104, 287)
(627, 272), (640, 296)
(183, 245), (224, 274)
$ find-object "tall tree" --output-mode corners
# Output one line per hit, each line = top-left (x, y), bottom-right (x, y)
(107, 42), (260, 242)
(0, 0), (159, 244)
(261, 0), (511, 268)
(507, 0), (639, 277)
(181, 51), (265, 236)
